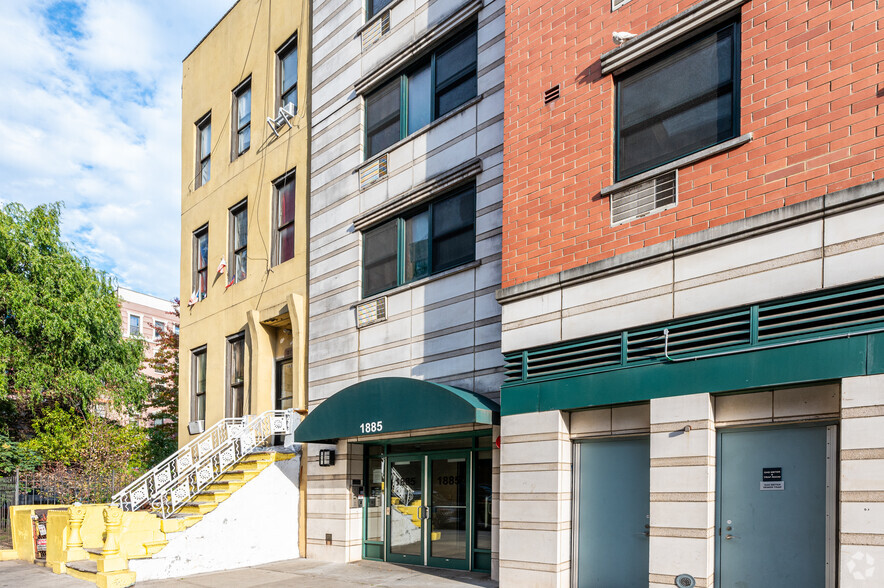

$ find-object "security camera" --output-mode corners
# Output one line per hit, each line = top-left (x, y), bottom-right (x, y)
(612, 31), (637, 45)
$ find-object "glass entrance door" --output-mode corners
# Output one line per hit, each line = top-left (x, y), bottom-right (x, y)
(386, 457), (424, 565)
(427, 453), (471, 569)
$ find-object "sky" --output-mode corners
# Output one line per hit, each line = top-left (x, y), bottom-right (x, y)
(0, 0), (235, 301)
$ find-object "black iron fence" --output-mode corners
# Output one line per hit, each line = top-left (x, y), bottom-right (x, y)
(0, 470), (62, 548)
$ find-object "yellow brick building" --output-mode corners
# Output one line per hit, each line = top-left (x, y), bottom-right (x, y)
(178, 0), (309, 482)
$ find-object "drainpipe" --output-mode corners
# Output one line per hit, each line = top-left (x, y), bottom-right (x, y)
(286, 292), (309, 558)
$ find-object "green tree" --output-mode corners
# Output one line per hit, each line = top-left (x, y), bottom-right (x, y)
(0, 202), (148, 435)
(24, 406), (150, 502)
(146, 302), (179, 465)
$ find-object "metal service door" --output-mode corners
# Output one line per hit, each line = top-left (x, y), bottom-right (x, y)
(386, 456), (425, 565)
(716, 425), (833, 587)
(574, 436), (650, 588)
(427, 453), (471, 570)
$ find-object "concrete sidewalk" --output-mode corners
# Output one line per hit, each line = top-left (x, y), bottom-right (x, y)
(0, 559), (497, 587)
(136, 559), (497, 587)
(0, 561), (92, 587)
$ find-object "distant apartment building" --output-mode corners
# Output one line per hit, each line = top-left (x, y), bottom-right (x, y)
(294, 0), (506, 576)
(496, 0), (884, 586)
(94, 287), (179, 425)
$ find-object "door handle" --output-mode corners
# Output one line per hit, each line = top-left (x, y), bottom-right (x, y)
(725, 534), (733, 540)
(422, 506), (429, 519)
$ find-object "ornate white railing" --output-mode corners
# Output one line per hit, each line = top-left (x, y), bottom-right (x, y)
(112, 410), (297, 518)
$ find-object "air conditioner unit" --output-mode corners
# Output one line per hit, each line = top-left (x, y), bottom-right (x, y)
(188, 420), (205, 435)
(266, 103), (296, 137)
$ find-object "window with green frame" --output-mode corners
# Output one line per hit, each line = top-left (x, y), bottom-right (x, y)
(364, 25), (478, 158)
(362, 184), (476, 297)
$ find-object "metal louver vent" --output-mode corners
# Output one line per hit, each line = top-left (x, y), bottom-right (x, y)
(362, 11), (391, 51)
(544, 84), (560, 104)
(359, 153), (388, 190)
(758, 282), (884, 341)
(611, 170), (676, 224)
(356, 296), (387, 328)
(628, 311), (751, 362)
(521, 335), (622, 380)
(503, 280), (884, 385)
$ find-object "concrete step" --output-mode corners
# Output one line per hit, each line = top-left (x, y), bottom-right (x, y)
(205, 480), (245, 493)
(179, 501), (219, 515)
(219, 469), (260, 482)
(66, 559), (98, 574)
(194, 489), (232, 503)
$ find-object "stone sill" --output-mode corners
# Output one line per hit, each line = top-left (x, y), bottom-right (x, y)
(354, 260), (482, 310)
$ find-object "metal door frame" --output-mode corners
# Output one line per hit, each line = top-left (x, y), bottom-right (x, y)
(385, 452), (427, 566)
(571, 433), (650, 587)
(426, 450), (473, 570)
(714, 422), (837, 588)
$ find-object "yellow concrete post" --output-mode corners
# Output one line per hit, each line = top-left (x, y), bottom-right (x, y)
(97, 505), (127, 573)
(65, 504), (88, 562)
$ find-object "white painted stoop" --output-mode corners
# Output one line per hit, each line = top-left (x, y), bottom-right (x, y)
(129, 451), (301, 581)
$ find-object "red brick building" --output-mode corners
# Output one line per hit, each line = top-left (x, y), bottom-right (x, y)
(495, 0), (884, 585)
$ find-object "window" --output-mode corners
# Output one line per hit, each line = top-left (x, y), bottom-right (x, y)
(229, 200), (247, 283)
(174, 325), (180, 335)
(362, 184), (475, 297)
(128, 314), (141, 337)
(278, 36), (298, 114)
(367, 0), (393, 19)
(274, 173), (295, 265)
(193, 225), (209, 300)
(233, 80), (251, 156)
(616, 20), (739, 181)
(227, 335), (245, 418)
(365, 26), (477, 158)
(196, 113), (211, 187)
(191, 347), (207, 422)
(154, 320), (166, 340)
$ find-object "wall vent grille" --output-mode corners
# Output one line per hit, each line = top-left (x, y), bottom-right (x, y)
(610, 170), (676, 224)
(356, 296), (387, 328)
(544, 85), (560, 104)
(362, 11), (391, 51)
(504, 280), (884, 384)
(359, 153), (388, 190)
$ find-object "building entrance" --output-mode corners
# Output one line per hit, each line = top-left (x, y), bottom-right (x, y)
(363, 435), (492, 572)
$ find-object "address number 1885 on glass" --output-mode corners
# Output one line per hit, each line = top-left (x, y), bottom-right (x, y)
(360, 420), (383, 434)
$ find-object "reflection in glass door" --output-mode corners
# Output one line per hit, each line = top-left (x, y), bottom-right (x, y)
(387, 458), (424, 564)
(428, 455), (470, 569)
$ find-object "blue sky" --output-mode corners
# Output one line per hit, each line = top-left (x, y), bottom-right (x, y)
(0, 0), (235, 301)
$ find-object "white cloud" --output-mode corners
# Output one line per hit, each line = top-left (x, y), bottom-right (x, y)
(0, 0), (233, 301)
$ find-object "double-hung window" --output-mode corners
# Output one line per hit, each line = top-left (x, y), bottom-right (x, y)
(365, 26), (477, 158)
(616, 20), (740, 181)
(191, 346), (207, 422)
(193, 225), (209, 300)
(227, 334), (245, 418)
(154, 320), (165, 340)
(229, 200), (247, 283)
(233, 80), (251, 156)
(196, 113), (211, 187)
(128, 314), (141, 337)
(274, 172), (296, 265)
(278, 36), (298, 114)
(362, 184), (475, 297)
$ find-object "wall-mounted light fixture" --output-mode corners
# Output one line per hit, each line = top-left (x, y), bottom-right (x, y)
(319, 449), (336, 467)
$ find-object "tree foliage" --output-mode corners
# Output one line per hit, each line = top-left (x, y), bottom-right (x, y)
(23, 407), (150, 502)
(146, 301), (179, 465)
(0, 202), (148, 433)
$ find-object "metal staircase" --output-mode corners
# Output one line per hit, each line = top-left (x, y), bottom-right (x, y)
(112, 409), (297, 518)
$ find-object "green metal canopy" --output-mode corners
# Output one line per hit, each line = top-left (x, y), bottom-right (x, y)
(294, 377), (499, 442)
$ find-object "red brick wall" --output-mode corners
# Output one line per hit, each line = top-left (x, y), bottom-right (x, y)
(501, 0), (884, 288)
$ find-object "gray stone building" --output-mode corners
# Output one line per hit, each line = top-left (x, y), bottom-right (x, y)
(296, 0), (506, 578)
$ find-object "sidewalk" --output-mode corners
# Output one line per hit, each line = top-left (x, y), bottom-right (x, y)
(0, 559), (497, 588)
(136, 559), (497, 587)
(0, 561), (91, 587)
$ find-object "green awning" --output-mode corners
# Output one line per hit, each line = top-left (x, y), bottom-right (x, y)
(294, 377), (499, 442)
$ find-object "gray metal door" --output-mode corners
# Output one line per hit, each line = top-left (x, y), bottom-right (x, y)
(574, 436), (649, 588)
(716, 424), (834, 587)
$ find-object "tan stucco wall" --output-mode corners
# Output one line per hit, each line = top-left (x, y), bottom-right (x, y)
(178, 0), (310, 443)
